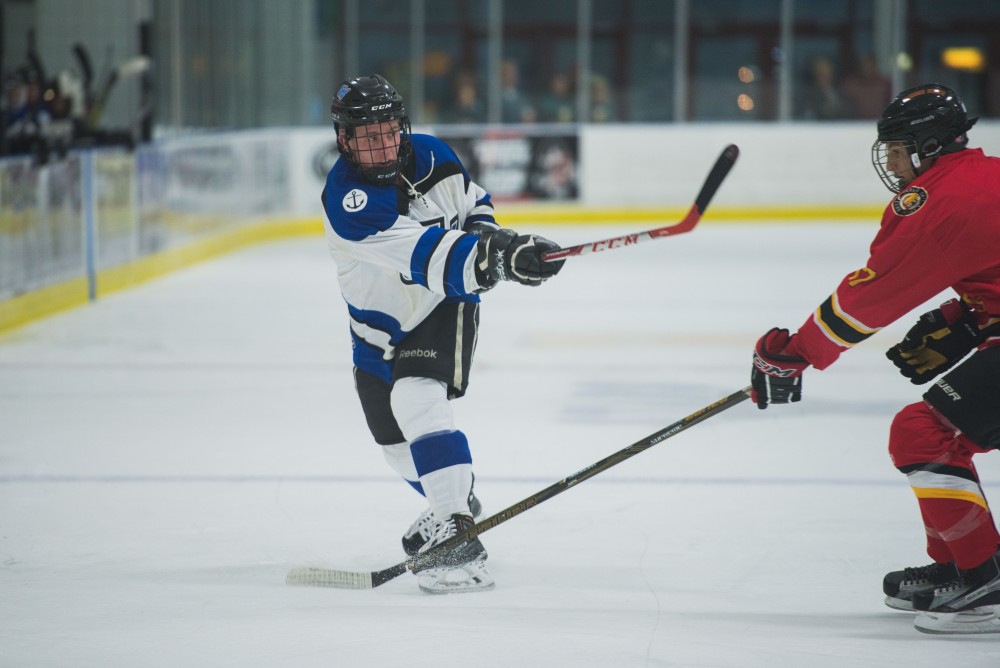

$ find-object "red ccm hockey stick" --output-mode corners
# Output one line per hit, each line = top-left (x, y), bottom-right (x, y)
(286, 386), (752, 590)
(541, 143), (740, 262)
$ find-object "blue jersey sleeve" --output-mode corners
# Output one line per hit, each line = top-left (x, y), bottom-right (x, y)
(323, 162), (403, 242)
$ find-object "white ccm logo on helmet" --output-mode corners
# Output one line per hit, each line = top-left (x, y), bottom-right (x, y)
(370, 103), (393, 111)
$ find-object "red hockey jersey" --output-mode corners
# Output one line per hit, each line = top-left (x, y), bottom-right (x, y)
(787, 147), (1000, 370)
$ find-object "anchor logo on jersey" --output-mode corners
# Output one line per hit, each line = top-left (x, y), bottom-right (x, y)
(343, 189), (368, 212)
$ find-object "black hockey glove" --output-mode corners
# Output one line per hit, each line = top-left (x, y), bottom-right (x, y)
(470, 225), (565, 290)
(751, 328), (809, 409)
(505, 233), (564, 286)
(886, 299), (983, 385)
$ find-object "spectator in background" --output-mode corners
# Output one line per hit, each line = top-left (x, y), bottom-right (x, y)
(842, 53), (892, 119)
(442, 70), (484, 124)
(3, 70), (28, 152)
(589, 75), (614, 123)
(2, 67), (49, 157)
(500, 59), (536, 124)
(798, 56), (852, 120)
(37, 71), (82, 160)
(537, 71), (575, 123)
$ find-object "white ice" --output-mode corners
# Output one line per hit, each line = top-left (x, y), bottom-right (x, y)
(2, 221), (1000, 667)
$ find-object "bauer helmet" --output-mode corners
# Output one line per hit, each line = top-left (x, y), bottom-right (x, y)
(871, 83), (977, 192)
(331, 74), (412, 184)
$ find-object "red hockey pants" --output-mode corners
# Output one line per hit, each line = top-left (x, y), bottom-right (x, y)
(888, 401), (1000, 569)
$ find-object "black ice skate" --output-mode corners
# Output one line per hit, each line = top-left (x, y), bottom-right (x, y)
(402, 482), (483, 556)
(883, 560), (959, 611)
(912, 550), (1000, 634)
(412, 513), (494, 594)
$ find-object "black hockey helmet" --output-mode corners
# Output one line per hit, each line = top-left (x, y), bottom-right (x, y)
(871, 83), (977, 192)
(331, 74), (412, 184)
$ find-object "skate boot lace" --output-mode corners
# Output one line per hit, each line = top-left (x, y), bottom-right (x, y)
(408, 509), (440, 541)
(426, 516), (460, 547)
(903, 563), (951, 585)
(903, 565), (933, 584)
(934, 577), (968, 595)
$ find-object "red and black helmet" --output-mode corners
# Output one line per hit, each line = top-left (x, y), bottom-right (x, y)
(871, 83), (977, 192)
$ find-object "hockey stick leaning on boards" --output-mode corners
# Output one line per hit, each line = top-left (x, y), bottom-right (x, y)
(286, 385), (753, 590)
(540, 143), (740, 262)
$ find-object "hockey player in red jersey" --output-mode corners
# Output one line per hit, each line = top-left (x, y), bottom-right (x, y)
(750, 84), (1000, 634)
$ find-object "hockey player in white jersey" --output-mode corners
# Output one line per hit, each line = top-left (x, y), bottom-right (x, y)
(322, 74), (564, 593)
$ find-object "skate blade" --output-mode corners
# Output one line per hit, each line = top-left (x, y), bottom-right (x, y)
(914, 606), (1000, 634)
(417, 562), (495, 595)
(883, 595), (914, 612)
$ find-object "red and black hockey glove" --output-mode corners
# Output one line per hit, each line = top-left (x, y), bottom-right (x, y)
(751, 328), (809, 409)
(886, 298), (983, 385)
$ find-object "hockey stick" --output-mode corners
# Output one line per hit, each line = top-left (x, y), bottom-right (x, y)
(286, 385), (752, 589)
(72, 43), (95, 109)
(87, 55), (151, 129)
(541, 143), (739, 261)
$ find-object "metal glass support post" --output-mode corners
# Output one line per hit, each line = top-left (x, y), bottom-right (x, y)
(345, 0), (359, 80)
(410, 0), (426, 125)
(81, 150), (97, 302)
(778, 0), (794, 121)
(487, 0), (503, 124)
(576, 0), (591, 124)
(673, 0), (689, 122)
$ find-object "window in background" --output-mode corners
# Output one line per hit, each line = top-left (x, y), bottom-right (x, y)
(155, 0), (320, 129)
(575, 0), (678, 123)
(168, 0), (268, 127)
(688, 0), (780, 121)
(166, 0), (1000, 130)
(693, 35), (764, 120)
(354, 1), (414, 108)
(625, 34), (677, 122)
(500, 0), (579, 125)
(914, 33), (988, 117)
(909, 0), (997, 117)
(424, 0), (489, 125)
(790, 1), (884, 121)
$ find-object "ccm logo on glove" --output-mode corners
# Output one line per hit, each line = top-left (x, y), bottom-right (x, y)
(750, 328), (809, 409)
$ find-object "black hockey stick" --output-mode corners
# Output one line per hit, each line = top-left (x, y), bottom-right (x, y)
(286, 385), (752, 589)
(26, 29), (47, 85)
(541, 143), (739, 261)
(72, 43), (95, 109)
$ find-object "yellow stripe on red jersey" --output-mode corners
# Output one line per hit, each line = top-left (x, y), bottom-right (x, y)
(813, 291), (880, 348)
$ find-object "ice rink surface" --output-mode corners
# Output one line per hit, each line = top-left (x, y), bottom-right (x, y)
(3, 221), (1000, 667)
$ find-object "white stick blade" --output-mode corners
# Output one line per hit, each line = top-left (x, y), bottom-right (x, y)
(117, 56), (151, 78)
(285, 567), (373, 589)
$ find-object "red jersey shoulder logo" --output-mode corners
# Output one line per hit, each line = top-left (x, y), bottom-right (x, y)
(892, 186), (929, 216)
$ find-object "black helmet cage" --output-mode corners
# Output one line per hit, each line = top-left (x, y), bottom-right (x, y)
(331, 74), (412, 184)
(871, 83), (978, 193)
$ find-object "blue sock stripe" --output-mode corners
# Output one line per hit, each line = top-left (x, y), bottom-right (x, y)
(410, 431), (472, 478)
(406, 479), (425, 495)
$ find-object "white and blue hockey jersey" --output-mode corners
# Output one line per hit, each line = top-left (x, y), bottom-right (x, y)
(322, 134), (498, 383)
